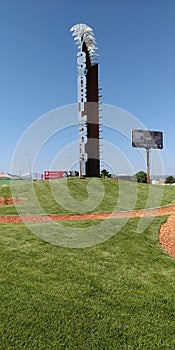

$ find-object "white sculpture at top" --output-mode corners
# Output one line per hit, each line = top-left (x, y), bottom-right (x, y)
(70, 23), (98, 63)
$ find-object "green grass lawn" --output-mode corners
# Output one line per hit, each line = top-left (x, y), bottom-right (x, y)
(1, 217), (175, 349)
(1, 179), (175, 349)
(1, 177), (175, 215)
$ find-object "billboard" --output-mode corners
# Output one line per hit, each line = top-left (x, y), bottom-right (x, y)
(132, 129), (163, 149)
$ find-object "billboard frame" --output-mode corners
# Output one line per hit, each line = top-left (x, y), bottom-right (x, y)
(132, 129), (163, 150)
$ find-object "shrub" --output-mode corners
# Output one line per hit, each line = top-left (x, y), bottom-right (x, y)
(134, 171), (147, 183)
(165, 176), (175, 184)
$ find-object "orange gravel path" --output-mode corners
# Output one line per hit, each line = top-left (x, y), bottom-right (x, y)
(159, 213), (175, 259)
(1, 204), (175, 258)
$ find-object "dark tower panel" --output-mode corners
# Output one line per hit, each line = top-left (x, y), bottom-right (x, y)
(86, 64), (100, 177)
(87, 64), (98, 103)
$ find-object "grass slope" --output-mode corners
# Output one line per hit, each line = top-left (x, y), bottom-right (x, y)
(1, 217), (175, 349)
(1, 178), (175, 215)
(1, 179), (175, 349)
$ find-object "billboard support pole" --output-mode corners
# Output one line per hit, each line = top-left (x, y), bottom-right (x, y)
(146, 148), (150, 184)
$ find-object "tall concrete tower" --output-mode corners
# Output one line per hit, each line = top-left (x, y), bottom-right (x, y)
(70, 24), (101, 177)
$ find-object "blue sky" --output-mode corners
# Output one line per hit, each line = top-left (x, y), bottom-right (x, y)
(0, 0), (175, 176)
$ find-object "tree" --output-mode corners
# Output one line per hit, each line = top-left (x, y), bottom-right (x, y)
(134, 171), (147, 183)
(165, 176), (175, 184)
(100, 169), (111, 178)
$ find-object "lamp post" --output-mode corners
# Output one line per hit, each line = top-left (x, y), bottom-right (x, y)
(26, 153), (32, 180)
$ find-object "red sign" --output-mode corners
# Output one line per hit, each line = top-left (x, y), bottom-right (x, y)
(44, 171), (66, 180)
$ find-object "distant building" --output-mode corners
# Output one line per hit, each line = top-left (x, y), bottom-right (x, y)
(0, 173), (12, 180)
(152, 179), (165, 185)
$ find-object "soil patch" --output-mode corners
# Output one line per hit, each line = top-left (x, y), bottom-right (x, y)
(0, 197), (24, 205)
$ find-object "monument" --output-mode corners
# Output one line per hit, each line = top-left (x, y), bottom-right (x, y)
(70, 24), (101, 177)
